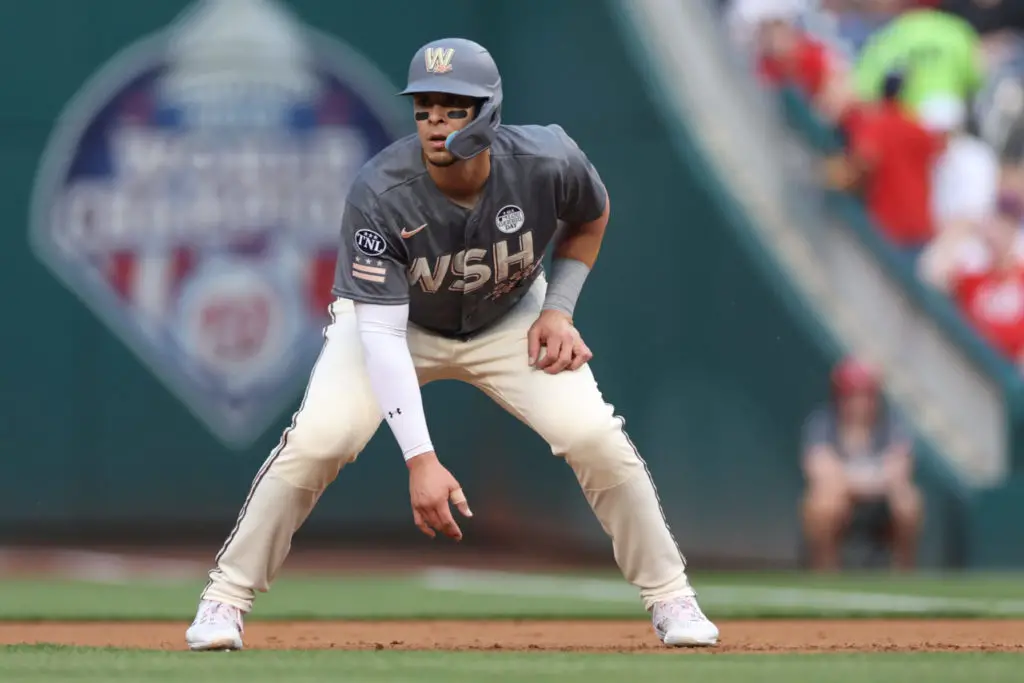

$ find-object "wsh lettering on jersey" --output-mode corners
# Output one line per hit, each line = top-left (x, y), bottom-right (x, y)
(408, 232), (538, 299)
(28, 0), (401, 448)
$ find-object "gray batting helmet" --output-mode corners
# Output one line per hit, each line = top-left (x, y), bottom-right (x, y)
(399, 38), (502, 161)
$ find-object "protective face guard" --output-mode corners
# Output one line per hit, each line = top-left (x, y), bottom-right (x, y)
(444, 96), (501, 160)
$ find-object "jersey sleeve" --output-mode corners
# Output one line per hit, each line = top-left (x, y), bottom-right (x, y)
(333, 192), (410, 305)
(551, 126), (608, 224)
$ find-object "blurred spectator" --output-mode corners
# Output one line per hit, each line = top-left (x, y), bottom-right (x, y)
(926, 96), (1000, 228)
(757, 12), (834, 98)
(918, 188), (1017, 297)
(801, 358), (922, 571)
(728, 1), (1024, 368)
(917, 122), (1003, 290)
(726, 0), (805, 46)
(818, 1), (900, 54)
(753, 1), (856, 119)
(854, 6), (985, 113)
(1002, 156), (1024, 197)
(941, 0), (1024, 36)
(824, 70), (944, 263)
(974, 33), (1024, 156)
(939, 194), (1024, 365)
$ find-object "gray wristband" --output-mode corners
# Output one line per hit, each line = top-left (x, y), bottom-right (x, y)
(543, 258), (590, 319)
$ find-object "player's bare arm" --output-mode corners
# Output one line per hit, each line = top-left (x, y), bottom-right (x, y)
(554, 188), (610, 269)
(529, 186), (611, 375)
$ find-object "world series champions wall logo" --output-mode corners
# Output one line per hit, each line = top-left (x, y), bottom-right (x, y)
(28, 0), (404, 448)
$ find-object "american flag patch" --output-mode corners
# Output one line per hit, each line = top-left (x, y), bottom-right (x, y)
(353, 258), (386, 283)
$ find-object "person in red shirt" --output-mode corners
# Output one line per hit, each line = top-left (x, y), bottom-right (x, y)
(825, 71), (945, 263)
(758, 20), (832, 98)
(755, 11), (856, 123)
(949, 195), (1024, 364)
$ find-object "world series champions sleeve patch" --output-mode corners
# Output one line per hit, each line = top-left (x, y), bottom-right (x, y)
(27, 0), (404, 449)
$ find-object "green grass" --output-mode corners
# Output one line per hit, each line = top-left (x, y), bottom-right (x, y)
(2, 569), (1024, 620)
(1, 572), (1021, 681)
(0, 648), (1018, 683)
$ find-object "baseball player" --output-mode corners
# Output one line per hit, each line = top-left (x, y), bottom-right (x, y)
(186, 37), (719, 650)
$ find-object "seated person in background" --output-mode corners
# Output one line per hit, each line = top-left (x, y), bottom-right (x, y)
(944, 197), (1024, 367)
(801, 358), (923, 572)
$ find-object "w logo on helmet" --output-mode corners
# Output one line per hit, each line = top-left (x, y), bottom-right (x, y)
(425, 47), (454, 74)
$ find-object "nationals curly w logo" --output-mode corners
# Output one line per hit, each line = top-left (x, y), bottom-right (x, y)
(425, 47), (455, 74)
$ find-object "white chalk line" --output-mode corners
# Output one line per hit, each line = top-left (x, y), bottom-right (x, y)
(0, 548), (205, 583)
(418, 567), (1024, 615)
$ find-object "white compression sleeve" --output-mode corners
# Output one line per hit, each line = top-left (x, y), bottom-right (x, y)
(353, 302), (434, 461)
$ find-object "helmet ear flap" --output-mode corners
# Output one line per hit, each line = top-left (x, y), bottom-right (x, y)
(445, 94), (502, 160)
(486, 99), (500, 126)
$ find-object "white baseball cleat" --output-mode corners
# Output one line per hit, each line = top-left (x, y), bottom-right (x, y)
(651, 595), (719, 647)
(186, 599), (245, 651)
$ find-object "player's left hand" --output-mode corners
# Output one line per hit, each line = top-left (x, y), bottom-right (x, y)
(528, 309), (592, 374)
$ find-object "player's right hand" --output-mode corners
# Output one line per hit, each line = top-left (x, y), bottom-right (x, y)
(407, 451), (473, 541)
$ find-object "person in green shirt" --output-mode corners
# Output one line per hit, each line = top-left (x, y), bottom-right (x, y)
(854, 8), (985, 114)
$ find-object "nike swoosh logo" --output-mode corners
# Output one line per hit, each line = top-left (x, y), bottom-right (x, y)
(401, 223), (427, 239)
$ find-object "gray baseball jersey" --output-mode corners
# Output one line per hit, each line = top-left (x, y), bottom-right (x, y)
(332, 124), (607, 338)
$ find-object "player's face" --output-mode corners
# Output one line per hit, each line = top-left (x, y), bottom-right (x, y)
(412, 93), (478, 167)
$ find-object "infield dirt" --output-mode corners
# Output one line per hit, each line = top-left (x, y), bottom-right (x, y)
(1, 619), (1022, 653)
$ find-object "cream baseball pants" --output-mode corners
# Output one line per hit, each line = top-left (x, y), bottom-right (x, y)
(202, 277), (693, 611)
